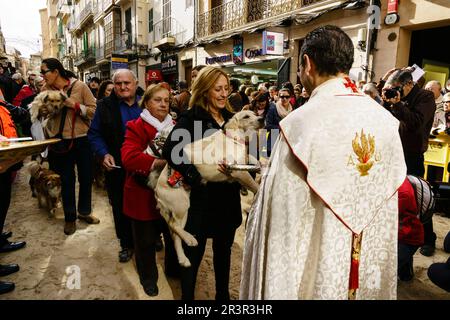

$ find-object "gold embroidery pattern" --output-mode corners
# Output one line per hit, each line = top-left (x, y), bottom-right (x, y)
(352, 129), (375, 176)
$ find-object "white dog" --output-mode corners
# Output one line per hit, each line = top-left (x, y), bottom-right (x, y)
(29, 90), (66, 124)
(148, 110), (262, 267)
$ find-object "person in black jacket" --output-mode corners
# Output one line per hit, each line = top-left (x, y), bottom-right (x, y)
(88, 69), (141, 263)
(382, 69), (437, 257)
(162, 66), (242, 300)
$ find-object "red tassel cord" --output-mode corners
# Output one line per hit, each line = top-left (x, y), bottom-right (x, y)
(348, 232), (363, 299)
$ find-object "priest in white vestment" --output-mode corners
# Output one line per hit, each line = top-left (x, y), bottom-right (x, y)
(240, 26), (407, 300)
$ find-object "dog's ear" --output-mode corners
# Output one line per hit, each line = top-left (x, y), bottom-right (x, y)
(60, 92), (67, 101)
(43, 93), (49, 103)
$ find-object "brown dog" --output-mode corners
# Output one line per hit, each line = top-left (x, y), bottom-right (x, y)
(29, 90), (66, 124)
(27, 161), (62, 217)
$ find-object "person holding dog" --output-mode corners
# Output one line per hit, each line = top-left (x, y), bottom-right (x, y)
(240, 26), (407, 300)
(120, 83), (175, 296)
(40, 58), (99, 235)
(162, 66), (242, 300)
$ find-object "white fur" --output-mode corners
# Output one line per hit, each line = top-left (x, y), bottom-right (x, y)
(29, 91), (65, 124)
(148, 110), (262, 267)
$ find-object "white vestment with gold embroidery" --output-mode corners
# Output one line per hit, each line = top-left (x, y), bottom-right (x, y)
(240, 78), (407, 300)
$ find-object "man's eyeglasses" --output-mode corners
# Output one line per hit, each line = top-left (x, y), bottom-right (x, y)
(279, 96), (290, 99)
(40, 69), (52, 75)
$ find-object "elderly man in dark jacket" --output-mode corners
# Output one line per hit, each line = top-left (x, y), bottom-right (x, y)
(88, 69), (141, 263)
(382, 69), (436, 257)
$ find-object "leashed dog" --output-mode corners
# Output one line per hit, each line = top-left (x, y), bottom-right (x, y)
(148, 110), (263, 267)
(29, 90), (66, 125)
(27, 160), (62, 217)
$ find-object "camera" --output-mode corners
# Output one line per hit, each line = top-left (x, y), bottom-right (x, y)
(384, 87), (401, 99)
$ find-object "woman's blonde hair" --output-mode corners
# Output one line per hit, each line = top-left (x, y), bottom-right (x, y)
(139, 83), (169, 108)
(189, 66), (233, 113)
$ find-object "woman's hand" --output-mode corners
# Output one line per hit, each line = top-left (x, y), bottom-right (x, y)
(58, 90), (76, 109)
(151, 159), (167, 171)
(63, 96), (77, 109)
(218, 161), (232, 177)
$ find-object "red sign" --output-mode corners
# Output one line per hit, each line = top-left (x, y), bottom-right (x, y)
(146, 69), (162, 81)
(387, 0), (398, 13)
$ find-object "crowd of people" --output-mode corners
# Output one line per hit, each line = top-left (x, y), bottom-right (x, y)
(0, 24), (450, 299)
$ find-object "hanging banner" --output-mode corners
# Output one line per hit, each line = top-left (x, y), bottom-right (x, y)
(233, 36), (244, 65)
(262, 31), (284, 56)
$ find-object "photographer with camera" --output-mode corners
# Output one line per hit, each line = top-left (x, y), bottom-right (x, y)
(382, 69), (437, 257)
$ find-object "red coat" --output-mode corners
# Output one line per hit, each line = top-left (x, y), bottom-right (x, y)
(121, 117), (160, 221)
(12, 85), (33, 106)
(398, 178), (424, 246)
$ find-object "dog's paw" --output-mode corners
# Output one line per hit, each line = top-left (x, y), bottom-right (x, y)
(178, 256), (191, 268)
(184, 234), (198, 247)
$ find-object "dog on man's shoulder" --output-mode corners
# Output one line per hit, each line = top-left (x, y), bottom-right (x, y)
(27, 161), (62, 217)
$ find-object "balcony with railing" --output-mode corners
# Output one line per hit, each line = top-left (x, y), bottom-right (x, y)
(152, 16), (186, 48)
(114, 33), (134, 53)
(102, 0), (115, 12)
(57, 0), (72, 19)
(93, 0), (104, 22)
(74, 47), (96, 66)
(95, 45), (105, 62)
(197, 0), (330, 39)
(76, 1), (94, 30)
(68, 16), (77, 32)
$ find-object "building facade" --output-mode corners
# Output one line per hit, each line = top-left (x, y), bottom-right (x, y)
(146, 0), (195, 88)
(46, 0), (450, 88)
(194, 0), (450, 88)
(40, 0), (59, 59)
(373, 0), (450, 86)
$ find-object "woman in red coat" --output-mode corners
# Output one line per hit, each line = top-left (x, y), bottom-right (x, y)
(398, 177), (424, 281)
(121, 83), (173, 296)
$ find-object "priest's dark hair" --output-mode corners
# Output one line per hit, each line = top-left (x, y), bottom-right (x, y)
(300, 25), (354, 76)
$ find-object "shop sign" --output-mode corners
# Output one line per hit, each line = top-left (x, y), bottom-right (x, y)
(233, 37), (244, 65)
(387, 0), (399, 13)
(111, 54), (128, 70)
(146, 69), (162, 82)
(245, 48), (263, 59)
(205, 54), (232, 65)
(161, 55), (178, 75)
(262, 31), (284, 55)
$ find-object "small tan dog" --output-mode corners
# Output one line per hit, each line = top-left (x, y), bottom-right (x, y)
(148, 110), (262, 267)
(27, 160), (62, 217)
(29, 90), (66, 124)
